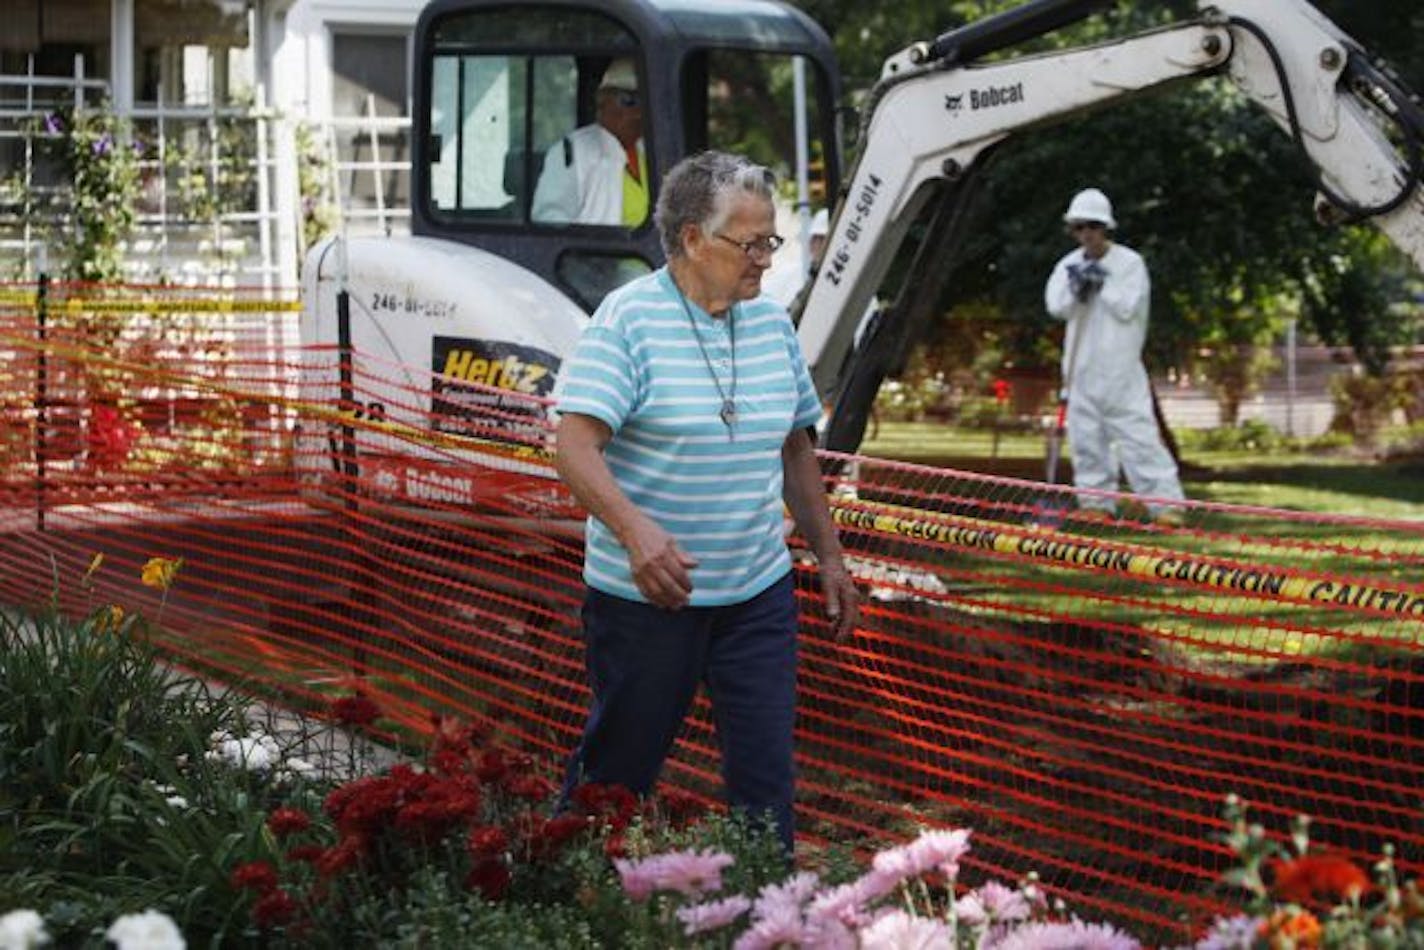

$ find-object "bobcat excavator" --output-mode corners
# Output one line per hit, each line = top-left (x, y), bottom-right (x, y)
(299, 0), (1424, 507)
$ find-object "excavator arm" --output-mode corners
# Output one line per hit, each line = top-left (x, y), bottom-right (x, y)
(799, 0), (1424, 452)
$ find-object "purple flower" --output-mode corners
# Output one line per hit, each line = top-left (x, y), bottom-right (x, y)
(44, 113), (63, 135)
(92, 133), (113, 156)
(1194, 914), (1262, 950)
(993, 919), (1141, 950)
(676, 895), (751, 936)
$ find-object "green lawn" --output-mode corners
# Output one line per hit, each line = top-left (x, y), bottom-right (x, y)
(852, 421), (1424, 660)
(858, 421), (1424, 518)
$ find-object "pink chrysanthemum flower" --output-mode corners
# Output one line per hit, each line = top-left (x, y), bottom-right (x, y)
(676, 895), (753, 936)
(752, 871), (821, 920)
(906, 828), (971, 878)
(732, 901), (806, 950)
(994, 919), (1141, 950)
(807, 880), (873, 929)
(614, 848), (735, 900)
(977, 879), (1033, 922)
(954, 891), (988, 926)
(857, 909), (953, 949)
(853, 867), (904, 903)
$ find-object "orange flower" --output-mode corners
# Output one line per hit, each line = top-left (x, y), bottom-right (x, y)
(140, 556), (182, 591)
(1271, 854), (1371, 906)
(1260, 909), (1321, 948)
(93, 604), (124, 634)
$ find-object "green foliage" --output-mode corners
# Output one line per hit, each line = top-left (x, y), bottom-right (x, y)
(0, 602), (278, 944)
(874, 348), (951, 421)
(1176, 419), (1286, 454)
(295, 122), (339, 252)
(17, 107), (142, 282)
(344, 869), (602, 949)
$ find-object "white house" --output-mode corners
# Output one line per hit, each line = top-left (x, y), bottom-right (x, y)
(0, 0), (426, 287)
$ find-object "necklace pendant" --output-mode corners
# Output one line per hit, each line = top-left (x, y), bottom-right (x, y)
(719, 398), (737, 434)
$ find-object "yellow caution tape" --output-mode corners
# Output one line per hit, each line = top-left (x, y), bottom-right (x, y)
(830, 502), (1424, 618)
(0, 289), (301, 313)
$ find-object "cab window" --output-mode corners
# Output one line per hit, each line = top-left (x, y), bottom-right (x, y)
(425, 9), (643, 227)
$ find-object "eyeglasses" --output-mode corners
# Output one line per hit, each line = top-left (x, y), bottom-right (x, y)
(715, 233), (785, 260)
(604, 89), (639, 108)
(1068, 222), (1104, 234)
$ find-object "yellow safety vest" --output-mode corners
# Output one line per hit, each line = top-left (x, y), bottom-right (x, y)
(621, 147), (649, 226)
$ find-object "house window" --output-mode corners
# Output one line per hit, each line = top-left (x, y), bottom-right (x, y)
(332, 31), (410, 221)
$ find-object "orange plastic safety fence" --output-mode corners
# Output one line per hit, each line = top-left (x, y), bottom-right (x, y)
(3, 282), (1423, 941)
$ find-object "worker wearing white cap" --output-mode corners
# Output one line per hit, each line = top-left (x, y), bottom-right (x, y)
(533, 57), (648, 226)
(1044, 188), (1185, 524)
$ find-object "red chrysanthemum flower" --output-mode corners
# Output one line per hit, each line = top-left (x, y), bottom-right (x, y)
(430, 713), (483, 754)
(1272, 855), (1371, 906)
(430, 746), (469, 777)
(466, 858), (512, 901)
(314, 833), (368, 878)
(504, 773), (555, 802)
(267, 807), (312, 837)
(536, 814), (593, 857)
(252, 888), (299, 929)
(468, 824), (510, 858)
(657, 787), (710, 827)
(604, 833), (629, 860)
(325, 773), (405, 834)
(474, 748), (510, 784)
(570, 782), (638, 831)
(330, 693), (382, 727)
(230, 860), (279, 893)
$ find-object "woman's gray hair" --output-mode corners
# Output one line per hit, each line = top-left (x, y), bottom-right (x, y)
(654, 151), (776, 259)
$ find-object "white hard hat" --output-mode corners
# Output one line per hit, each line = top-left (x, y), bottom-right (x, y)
(809, 208), (829, 238)
(598, 57), (638, 92)
(1063, 188), (1116, 229)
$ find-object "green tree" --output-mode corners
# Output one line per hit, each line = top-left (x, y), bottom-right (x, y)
(792, 0), (1422, 409)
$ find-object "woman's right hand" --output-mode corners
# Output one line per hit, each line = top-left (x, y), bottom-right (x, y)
(625, 519), (698, 609)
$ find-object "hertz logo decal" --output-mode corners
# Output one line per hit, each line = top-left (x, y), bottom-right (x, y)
(433, 336), (558, 397)
(430, 336), (559, 438)
(441, 349), (549, 394)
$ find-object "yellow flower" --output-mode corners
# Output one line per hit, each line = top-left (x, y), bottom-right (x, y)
(83, 552), (105, 583)
(94, 604), (125, 634)
(140, 556), (182, 591)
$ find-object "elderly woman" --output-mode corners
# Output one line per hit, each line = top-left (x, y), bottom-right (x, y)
(553, 150), (858, 853)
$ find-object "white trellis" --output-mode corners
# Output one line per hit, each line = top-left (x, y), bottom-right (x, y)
(0, 54), (414, 289)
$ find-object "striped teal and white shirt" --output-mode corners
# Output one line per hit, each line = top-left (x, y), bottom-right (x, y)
(554, 267), (822, 606)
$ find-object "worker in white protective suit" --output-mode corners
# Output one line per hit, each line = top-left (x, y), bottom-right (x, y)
(1044, 188), (1185, 524)
(532, 57), (648, 226)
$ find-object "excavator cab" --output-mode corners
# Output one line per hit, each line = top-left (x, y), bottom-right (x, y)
(411, 0), (844, 311)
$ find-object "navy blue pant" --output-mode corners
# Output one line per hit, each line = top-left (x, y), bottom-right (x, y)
(562, 572), (799, 853)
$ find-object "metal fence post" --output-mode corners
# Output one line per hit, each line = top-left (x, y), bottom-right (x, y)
(35, 246), (49, 532)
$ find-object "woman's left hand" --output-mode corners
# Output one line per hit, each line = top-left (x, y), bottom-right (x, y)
(819, 558), (859, 642)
